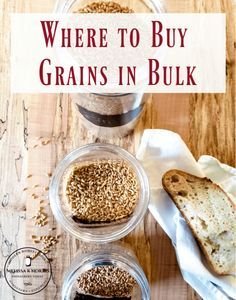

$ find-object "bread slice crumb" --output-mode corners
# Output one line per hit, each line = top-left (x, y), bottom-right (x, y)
(162, 169), (236, 275)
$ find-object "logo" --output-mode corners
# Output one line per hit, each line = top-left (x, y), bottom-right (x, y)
(4, 247), (52, 295)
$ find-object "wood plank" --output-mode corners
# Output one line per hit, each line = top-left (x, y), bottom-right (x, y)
(0, 1), (235, 300)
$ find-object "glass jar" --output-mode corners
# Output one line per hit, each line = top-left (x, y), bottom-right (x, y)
(72, 93), (148, 138)
(49, 143), (150, 242)
(54, 0), (164, 137)
(62, 244), (150, 299)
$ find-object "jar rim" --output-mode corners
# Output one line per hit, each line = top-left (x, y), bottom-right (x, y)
(49, 143), (150, 242)
(54, 0), (165, 14)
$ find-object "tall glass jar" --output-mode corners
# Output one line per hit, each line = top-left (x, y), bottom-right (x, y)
(54, 0), (164, 137)
(62, 244), (150, 299)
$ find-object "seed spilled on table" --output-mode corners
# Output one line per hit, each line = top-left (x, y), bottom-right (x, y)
(31, 235), (60, 255)
(31, 193), (39, 199)
(32, 206), (48, 227)
(66, 160), (139, 223)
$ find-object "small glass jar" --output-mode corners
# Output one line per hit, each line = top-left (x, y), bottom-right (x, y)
(49, 143), (149, 242)
(62, 244), (150, 299)
(54, 0), (164, 137)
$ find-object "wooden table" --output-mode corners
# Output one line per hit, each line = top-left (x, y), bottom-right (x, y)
(0, 0), (235, 299)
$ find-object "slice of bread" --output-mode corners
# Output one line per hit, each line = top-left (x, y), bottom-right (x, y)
(162, 169), (236, 275)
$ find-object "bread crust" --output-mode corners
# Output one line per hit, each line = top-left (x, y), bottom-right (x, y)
(162, 169), (236, 275)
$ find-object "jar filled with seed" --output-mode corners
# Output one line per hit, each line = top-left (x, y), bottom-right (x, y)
(49, 143), (149, 242)
(62, 244), (150, 299)
(54, 0), (164, 137)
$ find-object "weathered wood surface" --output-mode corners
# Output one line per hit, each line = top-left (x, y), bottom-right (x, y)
(0, 0), (235, 299)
